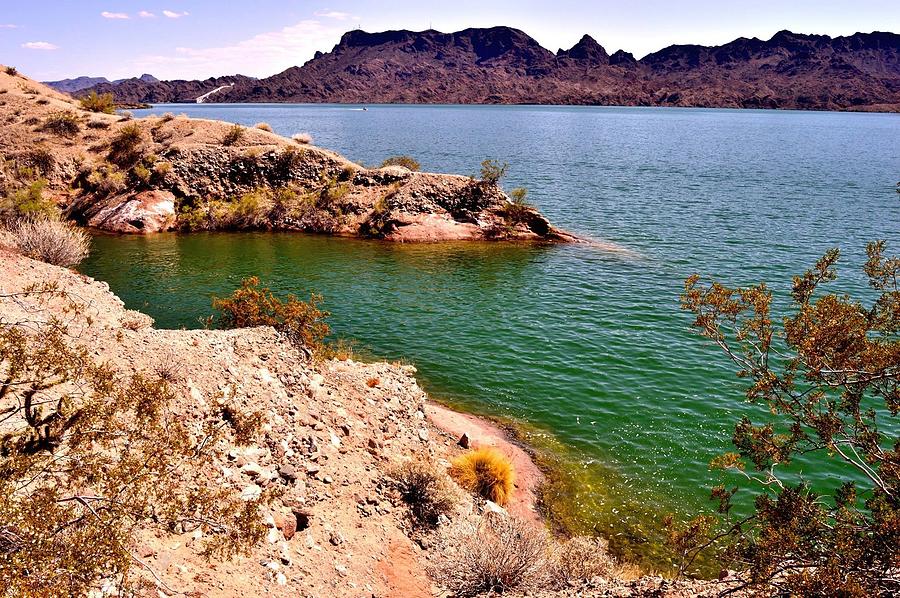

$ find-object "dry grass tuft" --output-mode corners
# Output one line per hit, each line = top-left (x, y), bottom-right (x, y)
(11, 219), (90, 267)
(366, 377), (380, 388)
(254, 122), (273, 132)
(431, 514), (549, 596)
(381, 155), (420, 171)
(40, 112), (81, 138)
(450, 447), (515, 506)
(292, 132), (313, 145)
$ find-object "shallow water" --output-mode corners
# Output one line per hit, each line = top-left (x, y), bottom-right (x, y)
(81, 103), (900, 571)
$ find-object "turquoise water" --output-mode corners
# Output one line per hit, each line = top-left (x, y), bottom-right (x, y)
(82, 104), (900, 570)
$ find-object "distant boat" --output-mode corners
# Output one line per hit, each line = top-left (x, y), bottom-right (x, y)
(362, 107), (368, 111)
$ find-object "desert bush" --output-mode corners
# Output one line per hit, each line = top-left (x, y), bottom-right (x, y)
(479, 159), (509, 185)
(392, 460), (458, 528)
(83, 164), (126, 197)
(381, 155), (420, 171)
(86, 119), (111, 129)
(431, 514), (548, 596)
(118, 111), (133, 121)
(20, 147), (55, 175)
(222, 124), (245, 146)
(292, 132), (313, 145)
(160, 112), (175, 122)
(0, 311), (269, 595)
(4, 66), (17, 76)
(0, 179), (58, 223)
(212, 276), (329, 354)
(254, 122), (273, 132)
(132, 163), (152, 185)
(79, 90), (115, 114)
(12, 219), (90, 266)
(108, 123), (145, 166)
(550, 536), (616, 588)
(499, 187), (532, 224)
(40, 112), (81, 138)
(450, 447), (515, 506)
(679, 242), (900, 593)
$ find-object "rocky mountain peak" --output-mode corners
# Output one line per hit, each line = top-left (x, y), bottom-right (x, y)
(560, 34), (609, 63)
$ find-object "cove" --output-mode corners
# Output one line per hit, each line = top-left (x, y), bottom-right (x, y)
(79, 103), (900, 572)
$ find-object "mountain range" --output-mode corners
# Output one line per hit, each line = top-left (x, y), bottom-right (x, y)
(63, 27), (900, 111)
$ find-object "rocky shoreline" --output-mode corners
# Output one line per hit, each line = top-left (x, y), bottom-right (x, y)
(0, 67), (576, 244)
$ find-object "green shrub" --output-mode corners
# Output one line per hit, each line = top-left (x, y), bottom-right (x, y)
(40, 112), (81, 138)
(0, 179), (58, 223)
(479, 159), (509, 185)
(222, 124), (244, 146)
(381, 155), (420, 171)
(84, 165), (126, 197)
(78, 90), (115, 114)
(211, 276), (330, 354)
(499, 187), (532, 224)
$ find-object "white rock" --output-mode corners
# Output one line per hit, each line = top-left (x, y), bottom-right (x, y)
(276, 572), (287, 586)
(240, 484), (262, 501)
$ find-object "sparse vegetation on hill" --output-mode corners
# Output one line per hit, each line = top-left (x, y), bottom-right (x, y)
(222, 124), (245, 146)
(39, 111), (81, 138)
(0, 292), (270, 596)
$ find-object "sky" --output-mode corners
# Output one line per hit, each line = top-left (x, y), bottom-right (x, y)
(1, 0), (898, 81)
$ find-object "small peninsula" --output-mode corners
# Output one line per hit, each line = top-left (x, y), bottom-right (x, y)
(0, 68), (571, 242)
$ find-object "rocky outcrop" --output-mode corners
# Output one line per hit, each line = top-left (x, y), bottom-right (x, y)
(71, 190), (176, 233)
(84, 27), (900, 112)
(1, 69), (571, 242)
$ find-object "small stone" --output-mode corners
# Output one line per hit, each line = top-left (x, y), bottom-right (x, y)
(292, 509), (311, 531)
(329, 432), (341, 447)
(458, 433), (471, 449)
(276, 572), (287, 586)
(279, 464), (298, 481)
(267, 527), (281, 544)
(335, 564), (348, 577)
(329, 531), (344, 546)
(418, 429), (429, 442)
(242, 462), (262, 478)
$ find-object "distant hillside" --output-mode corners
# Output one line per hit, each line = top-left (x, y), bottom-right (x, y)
(46, 73), (159, 93)
(81, 27), (900, 111)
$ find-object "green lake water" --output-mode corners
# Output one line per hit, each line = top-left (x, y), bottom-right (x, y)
(79, 104), (900, 572)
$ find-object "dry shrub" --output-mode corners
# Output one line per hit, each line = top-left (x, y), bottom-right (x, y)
(366, 377), (380, 388)
(211, 276), (329, 354)
(108, 123), (145, 166)
(381, 155), (420, 171)
(254, 122), (273, 132)
(40, 112), (81, 138)
(4, 66), (17, 76)
(391, 460), (458, 528)
(160, 112), (175, 122)
(292, 132), (313, 145)
(222, 124), (245, 146)
(450, 447), (515, 506)
(0, 313), (269, 596)
(86, 119), (111, 129)
(550, 536), (616, 588)
(431, 514), (548, 596)
(84, 165), (126, 197)
(79, 90), (115, 114)
(12, 219), (90, 267)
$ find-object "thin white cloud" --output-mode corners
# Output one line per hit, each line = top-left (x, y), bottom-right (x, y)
(22, 41), (59, 50)
(162, 10), (189, 18)
(101, 11), (130, 19)
(138, 11), (156, 18)
(129, 19), (345, 79)
(0, 24), (20, 29)
(314, 10), (354, 20)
